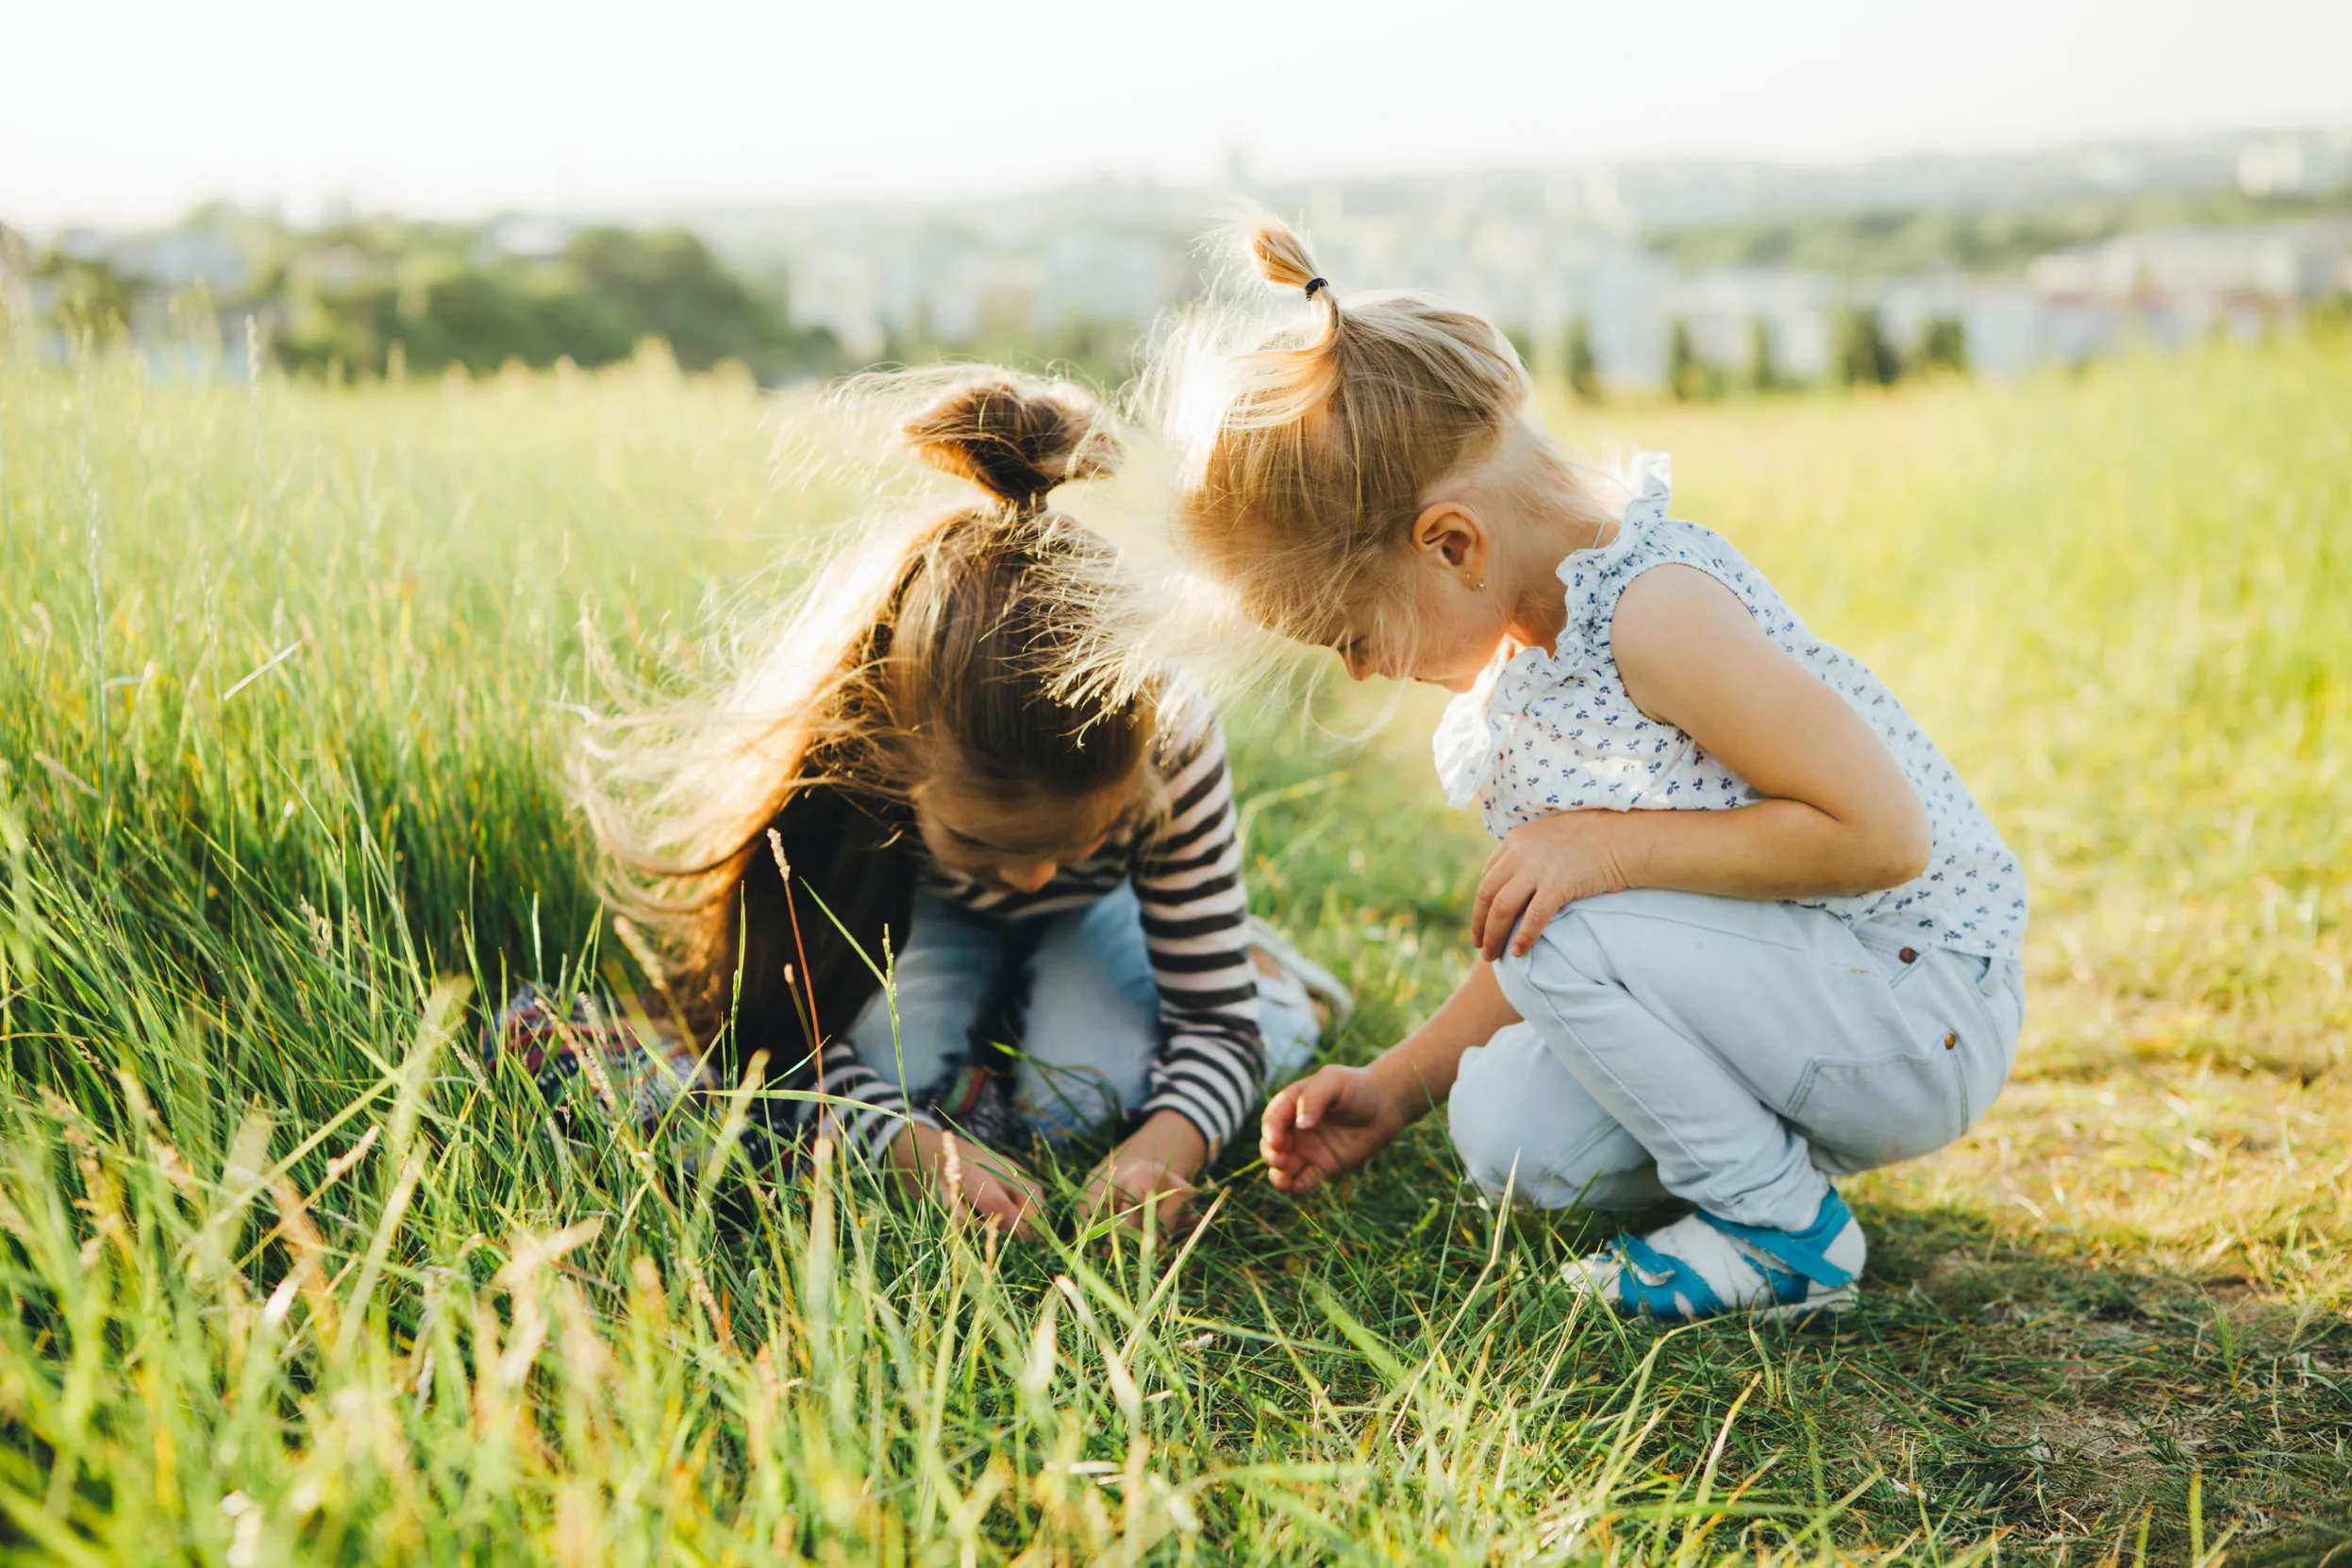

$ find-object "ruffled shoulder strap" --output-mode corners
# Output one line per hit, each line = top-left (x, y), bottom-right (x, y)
(1621, 451), (1673, 529)
(1431, 642), (1513, 809)
(1548, 451), (1673, 677)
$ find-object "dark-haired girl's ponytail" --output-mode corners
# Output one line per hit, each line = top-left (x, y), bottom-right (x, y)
(899, 375), (1122, 515)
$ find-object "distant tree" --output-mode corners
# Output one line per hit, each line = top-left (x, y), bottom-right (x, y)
(1565, 314), (1601, 402)
(1669, 318), (1722, 402)
(1916, 316), (1969, 376)
(1040, 318), (1129, 385)
(33, 253), (142, 346)
(1747, 316), (1781, 392)
(1835, 308), (1903, 388)
(267, 218), (843, 384)
(566, 226), (790, 374)
(419, 268), (631, 374)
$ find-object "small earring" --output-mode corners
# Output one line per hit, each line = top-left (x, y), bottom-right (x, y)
(1466, 575), (1487, 592)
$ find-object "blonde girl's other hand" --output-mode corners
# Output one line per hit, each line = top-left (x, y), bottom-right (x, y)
(892, 1122), (1045, 1239)
(1471, 809), (1635, 961)
(1260, 1064), (1405, 1195)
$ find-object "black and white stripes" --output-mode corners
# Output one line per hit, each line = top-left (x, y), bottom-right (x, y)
(929, 695), (1264, 1152)
(779, 694), (1264, 1164)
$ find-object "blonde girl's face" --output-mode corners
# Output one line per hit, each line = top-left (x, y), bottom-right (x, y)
(912, 767), (1144, 894)
(1326, 567), (1514, 693)
(1314, 440), (1575, 692)
(1272, 418), (1596, 693)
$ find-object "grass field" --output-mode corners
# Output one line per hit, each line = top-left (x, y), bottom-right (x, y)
(1, 331), (2347, 1564)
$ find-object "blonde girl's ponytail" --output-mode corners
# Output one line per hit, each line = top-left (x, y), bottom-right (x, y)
(1247, 216), (1323, 293)
(1226, 216), (1345, 426)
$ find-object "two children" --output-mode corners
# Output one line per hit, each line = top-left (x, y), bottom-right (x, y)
(515, 222), (2026, 1323)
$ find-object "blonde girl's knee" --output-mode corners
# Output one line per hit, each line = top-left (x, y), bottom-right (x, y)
(1446, 1063), (1520, 1196)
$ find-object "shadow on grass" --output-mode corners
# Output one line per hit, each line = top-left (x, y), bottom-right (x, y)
(1025, 1055), (2352, 1566)
(1839, 1202), (2352, 1562)
(1468, 1192), (2352, 1562)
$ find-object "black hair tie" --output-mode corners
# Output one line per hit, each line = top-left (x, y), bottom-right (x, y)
(1304, 276), (1329, 300)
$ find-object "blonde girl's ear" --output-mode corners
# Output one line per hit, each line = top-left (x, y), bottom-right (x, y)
(1410, 498), (1491, 580)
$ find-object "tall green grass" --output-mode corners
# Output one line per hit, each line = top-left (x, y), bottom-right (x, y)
(2, 332), (2346, 1562)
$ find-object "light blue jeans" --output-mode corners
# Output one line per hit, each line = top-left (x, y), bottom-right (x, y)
(844, 886), (1322, 1139)
(1455, 889), (2025, 1233)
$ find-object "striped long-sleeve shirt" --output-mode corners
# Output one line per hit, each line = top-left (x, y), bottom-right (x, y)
(796, 695), (1264, 1163)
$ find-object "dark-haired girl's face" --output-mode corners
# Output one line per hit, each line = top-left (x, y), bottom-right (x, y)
(912, 769), (1143, 894)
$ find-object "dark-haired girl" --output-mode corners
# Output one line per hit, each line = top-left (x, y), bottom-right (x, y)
(528, 372), (1343, 1234)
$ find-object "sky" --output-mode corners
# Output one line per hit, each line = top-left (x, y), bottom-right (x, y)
(6, 0), (2349, 229)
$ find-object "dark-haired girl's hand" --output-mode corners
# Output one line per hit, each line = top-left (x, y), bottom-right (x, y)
(892, 1123), (1045, 1239)
(1081, 1109), (1208, 1235)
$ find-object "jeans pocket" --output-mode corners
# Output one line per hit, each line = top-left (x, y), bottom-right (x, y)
(1953, 1037), (2008, 1136)
(1959, 963), (2022, 1130)
(1784, 1047), (1967, 1173)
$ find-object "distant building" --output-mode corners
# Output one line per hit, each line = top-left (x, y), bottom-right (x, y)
(474, 213), (576, 263)
(107, 226), (249, 296)
(1663, 269), (1838, 382)
(2028, 223), (2352, 304)
(2018, 221), (2352, 361)
(788, 244), (887, 359)
(1036, 227), (1189, 336)
(1952, 283), (2046, 378)
(2237, 129), (2352, 197)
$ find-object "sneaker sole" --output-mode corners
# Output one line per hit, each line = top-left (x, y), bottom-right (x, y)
(1562, 1277), (1860, 1326)
(1243, 917), (1356, 1024)
(1755, 1286), (1859, 1326)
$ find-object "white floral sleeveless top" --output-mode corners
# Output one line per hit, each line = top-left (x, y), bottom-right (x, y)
(1433, 452), (2027, 960)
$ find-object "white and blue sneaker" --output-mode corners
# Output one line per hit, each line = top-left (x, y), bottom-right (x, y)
(1566, 1189), (1865, 1325)
(1244, 915), (1356, 1026)
(1243, 917), (1356, 1081)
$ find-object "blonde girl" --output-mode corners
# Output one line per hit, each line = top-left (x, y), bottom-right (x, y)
(1153, 223), (2027, 1321)
(537, 372), (1340, 1234)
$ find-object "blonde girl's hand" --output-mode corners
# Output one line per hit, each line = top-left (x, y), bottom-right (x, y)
(1471, 809), (1636, 961)
(891, 1122), (1045, 1239)
(1080, 1109), (1207, 1235)
(1260, 1064), (1406, 1195)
